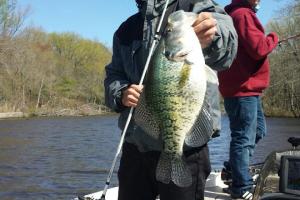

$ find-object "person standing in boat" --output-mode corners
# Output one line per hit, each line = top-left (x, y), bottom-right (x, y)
(104, 0), (237, 199)
(218, 0), (279, 199)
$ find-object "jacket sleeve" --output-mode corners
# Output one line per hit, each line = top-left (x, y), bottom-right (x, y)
(234, 13), (278, 60)
(192, 0), (238, 71)
(104, 33), (129, 112)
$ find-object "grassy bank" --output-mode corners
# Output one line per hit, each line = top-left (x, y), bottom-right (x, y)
(0, 103), (111, 119)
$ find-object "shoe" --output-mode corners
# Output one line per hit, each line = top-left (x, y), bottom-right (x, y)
(212, 129), (221, 138)
(221, 161), (260, 185)
(230, 187), (255, 200)
(223, 185), (254, 200)
(231, 189), (254, 200)
(222, 186), (231, 194)
(221, 161), (232, 185)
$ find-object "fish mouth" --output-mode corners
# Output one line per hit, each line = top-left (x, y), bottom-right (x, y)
(165, 51), (190, 62)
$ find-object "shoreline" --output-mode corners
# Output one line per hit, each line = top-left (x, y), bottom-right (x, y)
(0, 112), (28, 119)
(0, 111), (115, 120)
(0, 106), (114, 117)
(0, 105), (113, 119)
(0, 111), (297, 120)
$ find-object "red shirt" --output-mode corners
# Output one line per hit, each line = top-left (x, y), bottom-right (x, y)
(218, 0), (278, 97)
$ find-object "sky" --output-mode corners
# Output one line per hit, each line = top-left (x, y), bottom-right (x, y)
(18, 0), (288, 47)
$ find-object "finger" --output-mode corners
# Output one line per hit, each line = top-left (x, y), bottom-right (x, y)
(130, 84), (144, 93)
(122, 84), (144, 107)
(193, 18), (217, 34)
(197, 26), (217, 41)
(128, 94), (139, 103)
(122, 95), (138, 107)
(192, 12), (213, 27)
(122, 87), (141, 107)
(123, 100), (137, 107)
(126, 87), (141, 99)
(127, 102), (138, 107)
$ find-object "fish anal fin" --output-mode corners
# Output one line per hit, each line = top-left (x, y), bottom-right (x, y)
(185, 97), (214, 147)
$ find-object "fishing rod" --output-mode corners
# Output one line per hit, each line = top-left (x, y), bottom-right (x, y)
(278, 33), (300, 44)
(98, 1), (171, 200)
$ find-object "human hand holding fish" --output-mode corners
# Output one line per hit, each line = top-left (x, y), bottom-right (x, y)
(121, 84), (144, 107)
(193, 12), (217, 48)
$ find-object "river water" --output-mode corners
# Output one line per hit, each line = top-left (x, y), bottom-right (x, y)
(0, 115), (299, 200)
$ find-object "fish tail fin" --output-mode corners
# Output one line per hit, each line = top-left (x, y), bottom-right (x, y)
(171, 156), (192, 187)
(156, 152), (172, 184)
(156, 153), (193, 187)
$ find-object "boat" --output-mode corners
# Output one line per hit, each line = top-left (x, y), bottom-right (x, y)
(75, 171), (230, 200)
(74, 137), (300, 200)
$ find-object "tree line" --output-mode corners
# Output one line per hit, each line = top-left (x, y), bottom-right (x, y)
(0, 0), (299, 117)
(264, 0), (300, 117)
(0, 0), (111, 115)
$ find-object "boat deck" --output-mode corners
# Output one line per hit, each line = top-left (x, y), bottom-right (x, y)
(79, 172), (231, 200)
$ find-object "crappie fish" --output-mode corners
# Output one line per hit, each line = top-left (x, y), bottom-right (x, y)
(134, 10), (218, 187)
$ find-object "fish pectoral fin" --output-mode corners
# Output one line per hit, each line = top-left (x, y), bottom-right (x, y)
(171, 156), (192, 187)
(205, 65), (218, 85)
(156, 152), (172, 184)
(185, 99), (213, 147)
(134, 92), (160, 139)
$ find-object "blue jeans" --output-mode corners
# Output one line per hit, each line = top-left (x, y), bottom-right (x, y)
(224, 96), (266, 195)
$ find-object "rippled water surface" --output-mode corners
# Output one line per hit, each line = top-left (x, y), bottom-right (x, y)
(0, 115), (299, 200)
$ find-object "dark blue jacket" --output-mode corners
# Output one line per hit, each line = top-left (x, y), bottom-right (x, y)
(104, 0), (238, 152)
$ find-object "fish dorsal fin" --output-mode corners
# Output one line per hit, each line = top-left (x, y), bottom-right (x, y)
(205, 65), (218, 85)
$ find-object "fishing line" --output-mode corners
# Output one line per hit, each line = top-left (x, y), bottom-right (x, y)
(98, 1), (171, 200)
